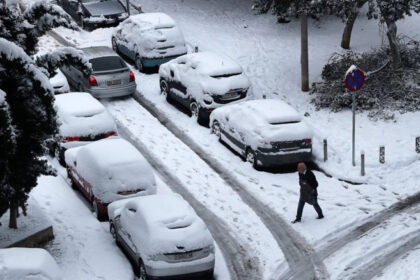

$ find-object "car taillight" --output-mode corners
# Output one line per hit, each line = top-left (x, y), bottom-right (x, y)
(105, 131), (116, 138)
(305, 139), (312, 145)
(63, 136), (80, 142)
(129, 71), (135, 82)
(89, 76), (98, 86)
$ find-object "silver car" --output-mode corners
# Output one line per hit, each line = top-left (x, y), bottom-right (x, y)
(60, 46), (136, 98)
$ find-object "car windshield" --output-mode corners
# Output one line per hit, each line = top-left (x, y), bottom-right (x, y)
(90, 56), (126, 72)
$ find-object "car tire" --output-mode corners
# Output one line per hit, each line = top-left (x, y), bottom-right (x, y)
(160, 79), (171, 101)
(110, 223), (117, 240)
(211, 120), (222, 141)
(66, 168), (77, 189)
(135, 55), (143, 72)
(111, 37), (118, 53)
(92, 199), (106, 221)
(190, 100), (200, 122)
(245, 148), (258, 169)
(138, 259), (148, 280)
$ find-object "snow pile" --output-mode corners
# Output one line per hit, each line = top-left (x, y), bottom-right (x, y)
(0, 248), (61, 280)
(109, 194), (214, 256)
(49, 69), (70, 94)
(211, 99), (312, 149)
(159, 52), (250, 102)
(114, 13), (187, 59)
(55, 92), (116, 137)
(65, 138), (157, 203)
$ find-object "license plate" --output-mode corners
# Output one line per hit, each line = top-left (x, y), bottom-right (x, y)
(222, 92), (239, 100)
(107, 79), (121, 86)
(174, 252), (193, 260)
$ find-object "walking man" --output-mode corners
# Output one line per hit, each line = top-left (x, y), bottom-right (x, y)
(292, 162), (324, 223)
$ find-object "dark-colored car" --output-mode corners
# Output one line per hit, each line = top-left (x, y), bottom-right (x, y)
(58, 0), (128, 30)
(60, 46), (136, 98)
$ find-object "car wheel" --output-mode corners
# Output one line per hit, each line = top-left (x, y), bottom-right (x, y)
(160, 79), (171, 101)
(110, 223), (116, 240)
(111, 37), (118, 52)
(190, 101), (199, 121)
(138, 260), (148, 280)
(135, 55), (143, 72)
(245, 148), (257, 168)
(92, 199), (106, 221)
(212, 120), (221, 140)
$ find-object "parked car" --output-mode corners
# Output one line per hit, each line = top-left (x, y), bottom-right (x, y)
(50, 69), (70, 94)
(0, 248), (61, 280)
(108, 194), (215, 279)
(112, 12), (187, 71)
(58, 0), (128, 30)
(54, 91), (117, 165)
(210, 99), (313, 168)
(159, 52), (250, 125)
(60, 46), (136, 98)
(65, 138), (157, 221)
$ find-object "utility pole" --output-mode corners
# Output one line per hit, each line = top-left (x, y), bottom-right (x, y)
(301, 14), (309, 92)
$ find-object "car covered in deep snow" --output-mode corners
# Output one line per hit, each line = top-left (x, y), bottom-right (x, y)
(0, 248), (62, 280)
(49, 69), (70, 94)
(112, 13), (187, 71)
(210, 99), (313, 168)
(58, 0), (129, 30)
(54, 92), (117, 165)
(65, 138), (157, 220)
(159, 52), (250, 125)
(60, 46), (136, 99)
(108, 194), (215, 279)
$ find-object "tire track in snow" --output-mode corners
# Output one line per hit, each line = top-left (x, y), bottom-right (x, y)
(130, 92), (328, 280)
(117, 121), (259, 280)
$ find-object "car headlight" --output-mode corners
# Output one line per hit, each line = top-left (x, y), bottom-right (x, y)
(203, 93), (213, 105)
(202, 244), (215, 254)
(259, 141), (273, 149)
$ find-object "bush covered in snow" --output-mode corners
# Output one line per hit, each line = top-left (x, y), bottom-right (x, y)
(311, 39), (420, 120)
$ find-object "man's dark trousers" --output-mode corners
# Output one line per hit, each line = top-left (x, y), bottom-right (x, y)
(296, 192), (323, 220)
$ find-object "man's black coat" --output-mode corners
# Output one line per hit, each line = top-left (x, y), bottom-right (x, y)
(299, 169), (319, 204)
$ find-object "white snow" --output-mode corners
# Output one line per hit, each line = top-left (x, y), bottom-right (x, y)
(49, 69), (70, 94)
(0, 248), (61, 280)
(55, 91), (116, 138)
(0, 89), (5, 104)
(65, 137), (157, 203)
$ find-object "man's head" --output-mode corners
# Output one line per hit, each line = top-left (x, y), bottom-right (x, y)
(297, 162), (307, 174)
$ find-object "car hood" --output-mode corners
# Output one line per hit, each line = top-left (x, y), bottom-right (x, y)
(83, 0), (125, 16)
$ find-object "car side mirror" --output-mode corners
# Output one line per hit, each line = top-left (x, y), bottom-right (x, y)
(128, 208), (136, 213)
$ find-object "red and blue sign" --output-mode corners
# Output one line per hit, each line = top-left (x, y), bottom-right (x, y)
(345, 68), (365, 92)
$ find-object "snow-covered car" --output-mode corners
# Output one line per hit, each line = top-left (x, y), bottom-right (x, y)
(49, 69), (70, 94)
(54, 92), (117, 165)
(159, 52), (250, 125)
(60, 46), (136, 99)
(210, 99), (313, 168)
(58, 0), (128, 30)
(0, 248), (61, 280)
(112, 13), (187, 71)
(65, 138), (157, 221)
(108, 194), (215, 279)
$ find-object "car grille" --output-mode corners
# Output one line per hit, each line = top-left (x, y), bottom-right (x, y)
(164, 248), (203, 262)
(213, 89), (247, 104)
(117, 189), (143, 195)
(260, 140), (311, 152)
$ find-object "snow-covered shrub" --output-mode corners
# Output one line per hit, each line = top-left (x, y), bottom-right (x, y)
(311, 39), (420, 119)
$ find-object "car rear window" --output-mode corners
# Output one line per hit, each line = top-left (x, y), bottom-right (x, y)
(90, 56), (126, 72)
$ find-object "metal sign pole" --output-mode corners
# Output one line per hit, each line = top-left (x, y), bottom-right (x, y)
(352, 91), (356, 166)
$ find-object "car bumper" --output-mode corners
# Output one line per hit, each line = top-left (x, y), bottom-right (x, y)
(255, 148), (312, 167)
(145, 253), (215, 279)
(142, 54), (186, 68)
(88, 83), (136, 98)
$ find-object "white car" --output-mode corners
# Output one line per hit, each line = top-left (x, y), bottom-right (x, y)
(49, 69), (70, 94)
(159, 52), (250, 125)
(0, 248), (61, 280)
(210, 99), (313, 168)
(108, 194), (215, 279)
(112, 13), (187, 71)
(54, 92), (117, 165)
(65, 138), (157, 220)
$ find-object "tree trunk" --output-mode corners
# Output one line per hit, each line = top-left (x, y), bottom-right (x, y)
(301, 14), (309, 92)
(385, 20), (402, 69)
(341, 0), (367, 49)
(8, 201), (17, 229)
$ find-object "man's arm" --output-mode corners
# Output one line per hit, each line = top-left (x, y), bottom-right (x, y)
(307, 170), (318, 189)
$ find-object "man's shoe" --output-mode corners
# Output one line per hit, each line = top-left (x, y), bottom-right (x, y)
(291, 219), (301, 224)
(317, 215), (324, 219)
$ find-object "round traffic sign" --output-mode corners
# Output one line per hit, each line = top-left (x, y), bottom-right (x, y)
(345, 69), (365, 92)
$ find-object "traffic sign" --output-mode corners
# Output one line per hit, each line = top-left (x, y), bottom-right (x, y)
(345, 69), (365, 92)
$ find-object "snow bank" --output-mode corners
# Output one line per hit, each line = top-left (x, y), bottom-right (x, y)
(55, 92), (116, 137)
(114, 13), (187, 59)
(66, 138), (157, 203)
(211, 99), (312, 149)
(0, 248), (61, 280)
(109, 194), (214, 256)
(159, 52), (250, 103)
